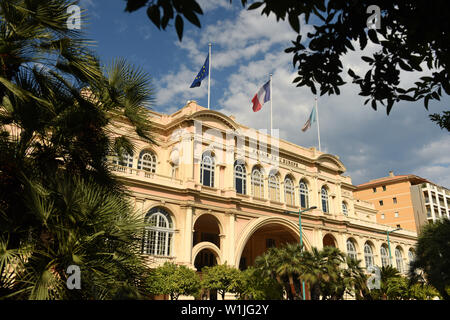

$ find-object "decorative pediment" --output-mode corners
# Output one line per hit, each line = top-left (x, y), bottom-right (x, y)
(315, 154), (346, 173)
(189, 110), (240, 131)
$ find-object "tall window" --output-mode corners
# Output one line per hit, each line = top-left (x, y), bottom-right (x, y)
(138, 150), (156, 172)
(408, 249), (415, 271)
(284, 177), (295, 206)
(142, 207), (174, 256)
(342, 202), (348, 216)
(268, 172), (280, 202)
(395, 248), (403, 273)
(200, 152), (215, 187)
(113, 151), (134, 168)
(380, 245), (389, 267)
(364, 243), (374, 268)
(252, 167), (264, 198)
(408, 250), (415, 264)
(346, 239), (357, 261)
(234, 160), (246, 195)
(299, 180), (309, 208)
(321, 186), (329, 213)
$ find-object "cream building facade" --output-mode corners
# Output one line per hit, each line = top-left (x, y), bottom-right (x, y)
(109, 101), (417, 284)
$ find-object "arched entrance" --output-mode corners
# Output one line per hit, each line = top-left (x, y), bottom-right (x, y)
(193, 246), (221, 300)
(235, 217), (305, 270)
(193, 214), (221, 248)
(323, 233), (337, 248)
(194, 248), (219, 271)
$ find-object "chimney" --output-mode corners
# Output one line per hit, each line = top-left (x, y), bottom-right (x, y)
(389, 171), (394, 177)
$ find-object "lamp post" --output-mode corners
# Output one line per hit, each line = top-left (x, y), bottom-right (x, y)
(386, 227), (401, 266)
(285, 206), (317, 300)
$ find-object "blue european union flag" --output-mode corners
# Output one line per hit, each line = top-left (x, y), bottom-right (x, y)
(190, 54), (209, 88)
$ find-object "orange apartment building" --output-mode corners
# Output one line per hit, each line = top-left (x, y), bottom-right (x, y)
(354, 171), (450, 234)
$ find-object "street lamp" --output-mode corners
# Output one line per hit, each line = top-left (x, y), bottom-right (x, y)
(386, 227), (402, 266)
(285, 206), (317, 300)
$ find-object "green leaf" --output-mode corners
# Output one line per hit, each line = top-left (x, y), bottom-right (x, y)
(147, 5), (161, 29)
(288, 13), (300, 33)
(367, 29), (379, 44)
(361, 56), (374, 63)
(348, 68), (356, 78)
(183, 10), (201, 28)
(175, 14), (184, 41)
(248, 2), (263, 10)
(398, 95), (416, 101)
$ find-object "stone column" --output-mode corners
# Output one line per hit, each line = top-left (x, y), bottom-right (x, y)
(182, 205), (194, 265)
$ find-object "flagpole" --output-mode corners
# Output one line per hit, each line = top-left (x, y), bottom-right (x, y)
(270, 73), (273, 135)
(208, 43), (211, 110)
(315, 96), (321, 151)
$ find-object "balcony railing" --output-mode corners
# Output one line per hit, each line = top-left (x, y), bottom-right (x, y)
(110, 164), (183, 185)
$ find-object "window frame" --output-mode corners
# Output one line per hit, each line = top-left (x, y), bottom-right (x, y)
(234, 160), (247, 195)
(138, 150), (157, 172)
(284, 176), (295, 206)
(200, 152), (215, 187)
(380, 245), (389, 267)
(268, 172), (280, 202)
(321, 186), (329, 213)
(299, 180), (309, 209)
(364, 243), (374, 268)
(346, 239), (357, 261)
(142, 208), (174, 257)
(251, 167), (265, 198)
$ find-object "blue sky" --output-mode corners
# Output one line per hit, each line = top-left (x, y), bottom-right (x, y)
(79, 0), (449, 187)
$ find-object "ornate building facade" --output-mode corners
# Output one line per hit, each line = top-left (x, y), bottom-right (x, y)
(108, 101), (417, 282)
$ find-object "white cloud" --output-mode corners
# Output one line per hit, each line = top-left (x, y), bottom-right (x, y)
(197, 0), (235, 12)
(415, 165), (450, 188)
(154, 6), (450, 188)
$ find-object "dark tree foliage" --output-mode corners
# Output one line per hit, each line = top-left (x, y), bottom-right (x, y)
(409, 219), (450, 300)
(124, 0), (450, 130)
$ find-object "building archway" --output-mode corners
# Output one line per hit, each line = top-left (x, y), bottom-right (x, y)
(235, 216), (309, 270)
(193, 213), (222, 249)
(193, 243), (221, 272)
(323, 233), (337, 248)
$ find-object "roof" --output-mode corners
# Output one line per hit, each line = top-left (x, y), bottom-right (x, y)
(356, 174), (430, 189)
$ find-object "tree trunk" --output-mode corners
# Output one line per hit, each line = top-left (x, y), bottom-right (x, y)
(288, 274), (297, 299)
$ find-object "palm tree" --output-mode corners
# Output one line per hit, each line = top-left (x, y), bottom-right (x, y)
(0, 0), (156, 299)
(1, 172), (149, 299)
(254, 247), (290, 299)
(275, 243), (302, 299)
(343, 256), (370, 300)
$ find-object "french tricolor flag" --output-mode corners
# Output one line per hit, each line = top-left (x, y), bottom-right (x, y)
(251, 80), (271, 112)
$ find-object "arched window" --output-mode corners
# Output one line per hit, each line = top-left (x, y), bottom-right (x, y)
(364, 243), (374, 268)
(234, 160), (246, 195)
(380, 245), (389, 267)
(200, 152), (215, 187)
(284, 177), (295, 206)
(342, 202), (348, 216)
(142, 207), (174, 256)
(252, 167), (264, 198)
(299, 180), (309, 208)
(138, 150), (156, 172)
(268, 172), (280, 202)
(408, 250), (415, 264)
(321, 186), (329, 213)
(408, 249), (415, 271)
(395, 248), (403, 273)
(113, 151), (134, 168)
(347, 239), (357, 261)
